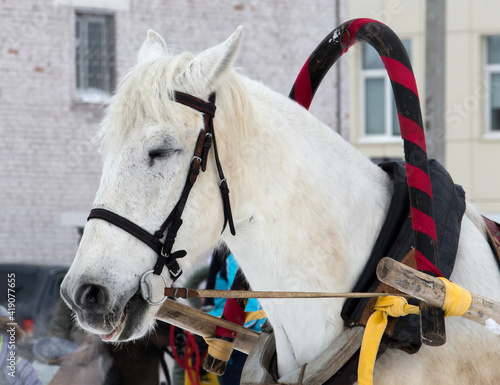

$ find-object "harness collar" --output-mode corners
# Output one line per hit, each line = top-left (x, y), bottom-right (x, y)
(87, 91), (236, 297)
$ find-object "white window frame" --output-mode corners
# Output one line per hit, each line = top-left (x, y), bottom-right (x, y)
(360, 40), (411, 142)
(360, 68), (399, 141)
(485, 35), (500, 138)
(75, 10), (115, 103)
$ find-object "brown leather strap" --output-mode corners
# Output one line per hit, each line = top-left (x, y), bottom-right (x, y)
(174, 91), (216, 117)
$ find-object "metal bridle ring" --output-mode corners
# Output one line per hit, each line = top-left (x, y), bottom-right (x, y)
(140, 270), (169, 306)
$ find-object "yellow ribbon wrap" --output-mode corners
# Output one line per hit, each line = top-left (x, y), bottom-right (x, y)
(358, 277), (472, 385)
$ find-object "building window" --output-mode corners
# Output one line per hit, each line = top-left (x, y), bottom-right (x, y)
(361, 39), (412, 138)
(486, 35), (500, 132)
(76, 11), (115, 102)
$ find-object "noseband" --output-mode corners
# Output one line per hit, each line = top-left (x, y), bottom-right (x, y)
(87, 91), (235, 303)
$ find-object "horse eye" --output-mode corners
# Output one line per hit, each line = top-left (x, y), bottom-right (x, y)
(148, 148), (181, 164)
(149, 149), (168, 159)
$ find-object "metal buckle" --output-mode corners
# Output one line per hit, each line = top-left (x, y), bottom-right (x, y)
(169, 266), (183, 278)
(140, 270), (169, 305)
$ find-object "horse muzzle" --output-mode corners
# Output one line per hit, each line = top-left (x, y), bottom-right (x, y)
(60, 280), (116, 331)
(60, 277), (149, 341)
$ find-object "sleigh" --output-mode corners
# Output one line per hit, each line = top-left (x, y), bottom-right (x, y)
(151, 19), (500, 385)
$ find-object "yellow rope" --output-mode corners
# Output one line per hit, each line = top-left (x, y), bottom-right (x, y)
(437, 277), (471, 317)
(204, 337), (234, 362)
(202, 310), (266, 364)
(358, 296), (418, 385)
(358, 278), (472, 385)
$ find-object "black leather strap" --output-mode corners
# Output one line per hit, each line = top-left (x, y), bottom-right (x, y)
(88, 208), (162, 255)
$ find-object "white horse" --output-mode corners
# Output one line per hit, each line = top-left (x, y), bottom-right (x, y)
(61, 27), (500, 384)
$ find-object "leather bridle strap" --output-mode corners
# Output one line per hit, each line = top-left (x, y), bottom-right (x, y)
(87, 91), (235, 282)
(88, 208), (164, 255)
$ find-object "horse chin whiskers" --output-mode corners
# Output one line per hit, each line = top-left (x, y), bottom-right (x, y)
(113, 294), (154, 342)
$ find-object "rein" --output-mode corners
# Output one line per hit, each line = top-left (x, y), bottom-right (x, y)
(163, 288), (412, 300)
(87, 91), (235, 303)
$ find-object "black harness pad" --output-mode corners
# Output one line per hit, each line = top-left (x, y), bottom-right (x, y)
(341, 160), (466, 352)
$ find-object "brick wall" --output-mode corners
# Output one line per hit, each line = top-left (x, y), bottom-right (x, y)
(0, 0), (349, 264)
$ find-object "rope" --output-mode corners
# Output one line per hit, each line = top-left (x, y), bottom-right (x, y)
(358, 278), (472, 385)
(202, 310), (266, 363)
(170, 326), (201, 385)
(204, 337), (234, 362)
(437, 277), (471, 317)
(358, 296), (418, 385)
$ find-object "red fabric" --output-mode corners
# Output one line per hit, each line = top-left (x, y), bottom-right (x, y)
(483, 216), (500, 262)
(342, 18), (380, 55)
(410, 207), (437, 242)
(406, 163), (433, 199)
(398, 114), (427, 150)
(414, 249), (443, 277)
(214, 325), (236, 339)
(484, 216), (500, 239)
(294, 60), (313, 110)
(222, 298), (246, 324)
(214, 298), (246, 339)
(381, 56), (419, 97)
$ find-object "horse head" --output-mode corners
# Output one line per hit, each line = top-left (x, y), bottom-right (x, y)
(60, 27), (244, 342)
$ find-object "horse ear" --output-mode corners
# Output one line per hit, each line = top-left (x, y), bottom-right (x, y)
(187, 26), (243, 90)
(138, 29), (168, 63)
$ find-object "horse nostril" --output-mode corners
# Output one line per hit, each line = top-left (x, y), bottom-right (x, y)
(74, 284), (110, 313)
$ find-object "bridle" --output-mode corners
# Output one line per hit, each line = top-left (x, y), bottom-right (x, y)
(87, 91), (235, 304)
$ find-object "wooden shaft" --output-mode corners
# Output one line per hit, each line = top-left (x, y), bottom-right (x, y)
(154, 299), (259, 354)
(419, 302), (446, 346)
(376, 257), (500, 327)
(164, 288), (411, 300)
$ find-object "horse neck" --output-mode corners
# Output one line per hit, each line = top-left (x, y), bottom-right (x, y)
(218, 76), (393, 294)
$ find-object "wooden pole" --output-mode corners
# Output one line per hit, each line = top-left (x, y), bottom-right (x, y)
(376, 257), (500, 328)
(164, 287), (410, 300)
(154, 299), (259, 354)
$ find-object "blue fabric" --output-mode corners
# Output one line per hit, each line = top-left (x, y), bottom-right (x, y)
(207, 254), (265, 332)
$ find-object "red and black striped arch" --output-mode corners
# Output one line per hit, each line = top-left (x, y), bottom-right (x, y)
(290, 18), (442, 278)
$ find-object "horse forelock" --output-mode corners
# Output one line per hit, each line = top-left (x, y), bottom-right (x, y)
(97, 53), (195, 153)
